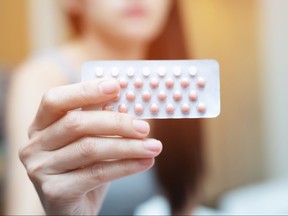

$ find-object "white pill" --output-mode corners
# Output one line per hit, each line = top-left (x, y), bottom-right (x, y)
(126, 67), (135, 77)
(157, 67), (166, 77)
(189, 66), (198, 76)
(111, 67), (119, 77)
(173, 66), (182, 77)
(142, 67), (150, 77)
(94, 67), (103, 77)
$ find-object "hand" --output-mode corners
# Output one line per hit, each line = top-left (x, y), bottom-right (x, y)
(19, 79), (162, 215)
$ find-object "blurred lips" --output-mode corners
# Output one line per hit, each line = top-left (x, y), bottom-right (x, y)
(124, 5), (147, 18)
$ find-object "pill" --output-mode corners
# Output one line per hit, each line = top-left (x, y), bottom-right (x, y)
(166, 104), (174, 114)
(189, 66), (198, 76)
(173, 91), (182, 101)
(126, 67), (135, 77)
(134, 78), (143, 88)
(142, 67), (150, 77)
(165, 78), (174, 89)
(150, 78), (159, 89)
(157, 67), (166, 77)
(119, 78), (128, 88)
(181, 103), (190, 114)
(197, 77), (206, 88)
(134, 104), (143, 115)
(189, 90), (198, 102)
(150, 103), (159, 115)
(118, 104), (128, 113)
(111, 67), (119, 77)
(158, 90), (167, 101)
(94, 67), (103, 77)
(197, 103), (206, 113)
(142, 91), (151, 102)
(102, 104), (113, 111)
(181, 78), (190, 88)
(126, 91), (135, 101)
(173, 66), (182, 77)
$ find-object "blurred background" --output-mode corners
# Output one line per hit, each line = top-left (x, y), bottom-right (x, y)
(1, 0), (288, 214)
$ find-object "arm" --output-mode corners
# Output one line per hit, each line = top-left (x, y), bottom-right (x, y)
(5, 59), (72, 214)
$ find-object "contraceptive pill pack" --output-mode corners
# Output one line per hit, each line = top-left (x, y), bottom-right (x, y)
(81, 60), (220, 119)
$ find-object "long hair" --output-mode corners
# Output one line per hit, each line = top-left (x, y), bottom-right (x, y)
(147, 2), (204, 214)
(67, 1), (204, 214)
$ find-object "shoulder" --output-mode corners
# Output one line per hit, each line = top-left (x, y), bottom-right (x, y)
(15, 52), (71, 86)
(7, 52), (73, 113)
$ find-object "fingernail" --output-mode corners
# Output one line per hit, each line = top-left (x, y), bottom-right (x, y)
(133, 119), (150, 134)
(144, 139), (162, 152)
(138, 158), (153, 166)
(99, 79), (119, 94)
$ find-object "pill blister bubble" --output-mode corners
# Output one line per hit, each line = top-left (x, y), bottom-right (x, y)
(134, 78), (143, 89)
(197, 77), (206, 88)
(142, 91), (151, 102)
(142, 67), (150, 77)
(126, 91), (135, 101)
(158, 90), (167, 101)
(119, 78), (128, 89)
(189, 66), (198, 76)
(165, 78), (174, 89)
(181, 78), (190, 88)
(197, 103), (206, 113)
(126, 67), (135, 77)
(150, 103), (159, 115)
(150, 78), (159, 89)
(111, 67), (119, 77)
(94, 67), (103, 77)
(181, 103), (190, 114)
(118, 104), (128, 113)
(157, 67), (166, 77)
(134, 104), (143, 115)
(189, 90), (198, 102)
(173, 66), (182, 77)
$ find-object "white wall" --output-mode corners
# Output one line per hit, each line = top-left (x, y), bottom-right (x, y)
(27, 0), (69, 53)
(259, 0), (288, 178)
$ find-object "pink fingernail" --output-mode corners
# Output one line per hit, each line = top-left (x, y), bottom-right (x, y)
(133, 120), (150, 134)
(138, 158), (153, 166)
(144, 140), (162, 152)
(99, 79), (119, 94)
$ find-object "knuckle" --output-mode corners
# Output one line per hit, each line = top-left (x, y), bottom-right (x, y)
(90, 164), (105, 182)
(112, 112), (127, 132)
(119, 161), (132, 176)
(77, 137), (96, 158)
(18, 144), (31, 163)
(41, 182), (62, 202)
(26, 161), (45, 180)
(27, 125), (34, 139)
(119, 139), (135, 156)
(42, 88), (59, 110)
(63, 111), (82, 132)
(79, 82), (91, 103)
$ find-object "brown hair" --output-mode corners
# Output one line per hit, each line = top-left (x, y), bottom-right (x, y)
(68, 1), (204, 214)
(149, 2), (204, 214)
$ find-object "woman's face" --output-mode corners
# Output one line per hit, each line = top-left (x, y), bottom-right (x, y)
(78, 0), (173, 44)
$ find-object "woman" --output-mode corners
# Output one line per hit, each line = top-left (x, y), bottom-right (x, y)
(6, 0), (203, 215)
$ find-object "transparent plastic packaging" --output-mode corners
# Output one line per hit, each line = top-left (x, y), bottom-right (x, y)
(82, 59), (220, 119)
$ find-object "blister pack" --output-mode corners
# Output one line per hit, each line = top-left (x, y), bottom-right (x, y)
(81, 59), (220, 119)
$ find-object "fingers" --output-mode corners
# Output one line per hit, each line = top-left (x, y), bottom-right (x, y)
(56, 158), (155, 195)
(29, 79), (120, 136)
(38, 111), (150, 151)
(46, 138), (162, 174)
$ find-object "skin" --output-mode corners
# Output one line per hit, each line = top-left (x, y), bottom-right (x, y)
(6, 0), (172, 214)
